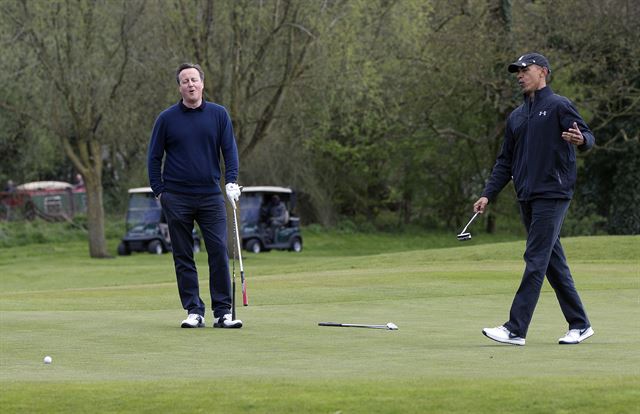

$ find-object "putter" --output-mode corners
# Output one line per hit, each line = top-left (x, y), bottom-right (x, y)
(231, 203), (248, 306)
(457, 212), (479, 241)
(318, 322), (399, 330)
(231, 214), (237, 320)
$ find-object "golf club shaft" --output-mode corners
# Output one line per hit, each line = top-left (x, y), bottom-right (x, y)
(460, 212), (479, 234)
(231, 205), (238, 319)
(318, 322), (388, 329)
(232, 206), (248, 306)
(232, 278), (236, 320)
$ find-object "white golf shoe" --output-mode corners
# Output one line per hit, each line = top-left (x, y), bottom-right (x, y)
(482, 325), (525, 346)
(213, 314), (243, 329)
(558, 327), (594, 344)
(181, 313), (205, 328)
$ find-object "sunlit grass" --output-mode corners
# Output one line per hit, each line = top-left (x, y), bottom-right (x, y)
(1, 234), (638, 413)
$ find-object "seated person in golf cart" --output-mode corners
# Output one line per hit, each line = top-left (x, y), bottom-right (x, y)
(239, 186), (302, 253)
(262, 195), (288, 242)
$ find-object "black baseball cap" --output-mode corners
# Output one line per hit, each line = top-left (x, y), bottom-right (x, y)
(508, 53), (551, 73)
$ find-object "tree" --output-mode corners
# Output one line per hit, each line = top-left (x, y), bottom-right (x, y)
(1, 0), (638, 235)
(530, 0), (640, 234)
(160, 0), (335, 160)
(1, 0), (145, 257)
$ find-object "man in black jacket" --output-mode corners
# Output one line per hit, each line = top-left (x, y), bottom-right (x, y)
(475, 53), (595, 346)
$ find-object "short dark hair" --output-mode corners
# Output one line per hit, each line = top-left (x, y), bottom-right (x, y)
(176, 63), (204, 84)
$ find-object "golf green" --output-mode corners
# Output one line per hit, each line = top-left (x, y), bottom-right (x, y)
(1, 235), (638, 413)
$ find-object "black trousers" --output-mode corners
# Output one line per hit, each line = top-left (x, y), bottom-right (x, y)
(161, 192), (231, 318)
(504, 198), (590, 338)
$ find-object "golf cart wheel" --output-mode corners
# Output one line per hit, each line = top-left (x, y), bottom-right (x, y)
(148, 240), (163, 255)
(117, 242), (130, 256)
(289, 237), (303, 252)
(246, 239), (262, 254)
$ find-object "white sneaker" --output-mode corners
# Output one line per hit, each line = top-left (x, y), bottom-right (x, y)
(559, 327), (594, 344)
(181, 314), (205, 328)
(482, 326), (525, 346)
(213, 314), (243, 329)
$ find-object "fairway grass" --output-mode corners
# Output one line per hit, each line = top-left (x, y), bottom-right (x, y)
(1, 235), (638, 413)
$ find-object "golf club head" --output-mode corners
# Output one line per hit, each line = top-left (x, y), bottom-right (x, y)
(456, 232), (471, 241)
(457, 212), (479, 241)
(386, 322), (399, 330)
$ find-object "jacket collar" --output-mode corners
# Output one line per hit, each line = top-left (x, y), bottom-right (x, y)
(524, 86), (553, 103)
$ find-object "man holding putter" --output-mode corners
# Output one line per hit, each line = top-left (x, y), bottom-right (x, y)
(148, 63), (243, 329)
(475, 53), (595, 346)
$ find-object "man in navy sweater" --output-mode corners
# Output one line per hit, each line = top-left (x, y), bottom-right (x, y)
(148, 63), (243, 329)
(474, 53), (595, 346)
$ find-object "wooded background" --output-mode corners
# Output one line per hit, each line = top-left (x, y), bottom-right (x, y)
(1, 0), (638, 257)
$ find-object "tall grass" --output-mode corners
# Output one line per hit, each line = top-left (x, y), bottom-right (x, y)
(0, 216), (124, 248)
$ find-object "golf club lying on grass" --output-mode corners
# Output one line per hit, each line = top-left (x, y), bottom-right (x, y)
(457, 212), (480, 241)
(318, 322), (399, 330)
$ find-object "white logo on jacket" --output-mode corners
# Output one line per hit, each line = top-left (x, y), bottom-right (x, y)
(538, 111), (547, 116)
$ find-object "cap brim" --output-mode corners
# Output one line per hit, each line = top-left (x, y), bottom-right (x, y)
(508, 62), (529, 73)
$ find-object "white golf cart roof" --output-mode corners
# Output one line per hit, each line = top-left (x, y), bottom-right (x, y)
(128, 187), (153, 194)
(17, 181), (73, 191)
(242, 186), (292, 194)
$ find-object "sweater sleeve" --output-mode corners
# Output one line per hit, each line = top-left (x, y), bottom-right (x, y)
(481, 122), (515, 202)
(147, 115), (166, 197)
(219, 108), (239, 183)
(559, 99), (595, 152)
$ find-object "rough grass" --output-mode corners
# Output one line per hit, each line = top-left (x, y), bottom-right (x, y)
(0, 234), (638, 413)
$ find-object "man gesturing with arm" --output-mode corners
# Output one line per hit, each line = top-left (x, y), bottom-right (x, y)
(475, 53), (595, 346)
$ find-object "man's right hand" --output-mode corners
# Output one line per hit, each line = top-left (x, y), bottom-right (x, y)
(225, 182), (241, 209)
(473, 197), (489, 213)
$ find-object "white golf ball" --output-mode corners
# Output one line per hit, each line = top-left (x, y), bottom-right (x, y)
(43, 356), (52, 364)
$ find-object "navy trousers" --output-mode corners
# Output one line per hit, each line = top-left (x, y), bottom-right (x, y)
(504, 199), (590, 338)
(160, 192), (231, 318)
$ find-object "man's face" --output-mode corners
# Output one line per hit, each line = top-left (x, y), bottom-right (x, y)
(178, 68), (204, 106)
(516, 64), (547, 95)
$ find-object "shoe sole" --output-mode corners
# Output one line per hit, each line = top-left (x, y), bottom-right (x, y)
(482, 329), (525, 346)
(559, 328), (594, 345)
(213, 322), (243, 329)
(181, 322), (205, 328)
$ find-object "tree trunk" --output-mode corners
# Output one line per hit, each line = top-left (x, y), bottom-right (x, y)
(61, 136), (110, 258)
(84, 177), (110, 258)
(487, 212), (496, 234)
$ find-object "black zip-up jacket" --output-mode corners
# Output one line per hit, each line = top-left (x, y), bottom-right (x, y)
(482, 86), (595, 202)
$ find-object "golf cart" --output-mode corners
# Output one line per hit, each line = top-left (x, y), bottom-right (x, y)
(240, 186), (302, 254)
(117, 187), (200, 255)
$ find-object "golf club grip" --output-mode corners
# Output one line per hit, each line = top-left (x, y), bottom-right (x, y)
(241, 271), (248, 306)
(318, 322), (342, 327)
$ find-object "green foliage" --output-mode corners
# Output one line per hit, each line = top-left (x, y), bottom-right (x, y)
(538, 0), (640, 236)
(562, 212), (608, 237)
(608, 142), (640, 234)
(1, 0), (638, 235)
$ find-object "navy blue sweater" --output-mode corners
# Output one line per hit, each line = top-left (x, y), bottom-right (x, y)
(147, 100), (239, 197)
(482, 86), (595, 202)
